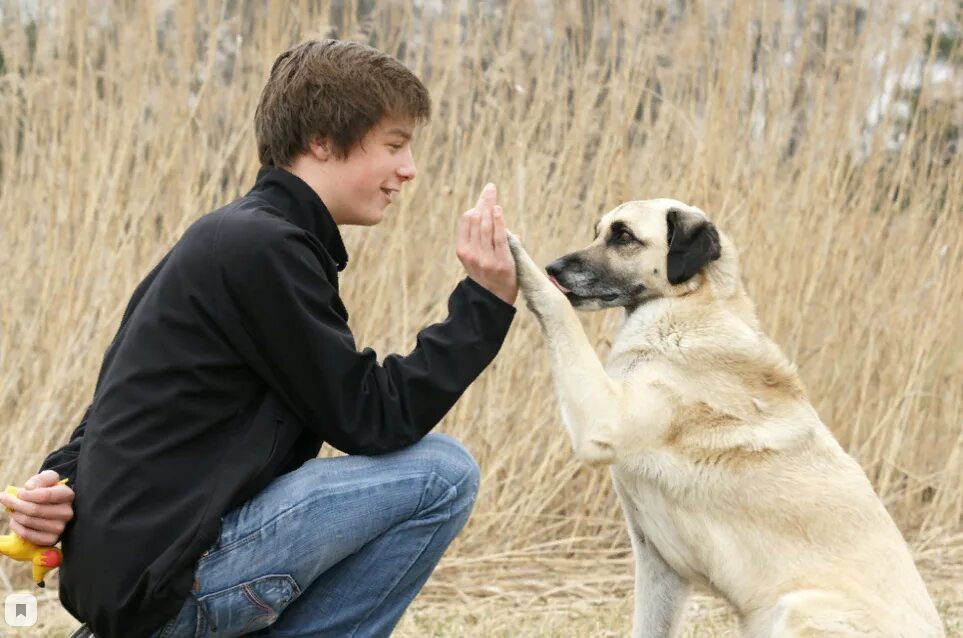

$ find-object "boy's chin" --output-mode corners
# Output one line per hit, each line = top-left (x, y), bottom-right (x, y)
(338, 207), (386, 226)
(353, 210), (386, 226)
(364, 209), (387, 225)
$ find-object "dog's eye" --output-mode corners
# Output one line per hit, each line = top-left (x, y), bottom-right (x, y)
(608, 223), (642, 247)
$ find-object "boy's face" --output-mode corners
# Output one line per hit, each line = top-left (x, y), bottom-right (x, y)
(320, 117), (417, 226)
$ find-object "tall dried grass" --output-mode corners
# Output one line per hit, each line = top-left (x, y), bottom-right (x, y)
(1, 0), (960, 625)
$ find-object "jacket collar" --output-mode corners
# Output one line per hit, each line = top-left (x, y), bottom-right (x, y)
(249, 166), (349, 271)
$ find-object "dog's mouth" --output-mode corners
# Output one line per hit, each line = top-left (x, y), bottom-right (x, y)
(567, 291), (619, 302)
(555, 279), (652, 308)
(546, 263), (646, 307)
(549, 275), (571, 294)
(549, 275), (618, 302)
(562, 289), (622, 304)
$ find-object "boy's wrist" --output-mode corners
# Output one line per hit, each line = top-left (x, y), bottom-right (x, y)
(465, 276), (517, 307)
(490, 285), (517, 306)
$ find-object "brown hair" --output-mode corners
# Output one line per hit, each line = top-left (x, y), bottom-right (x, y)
(254, 40), (431, 166)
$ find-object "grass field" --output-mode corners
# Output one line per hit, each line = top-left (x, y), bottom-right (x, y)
(1, 1), (961, 635)
(14, 578), (963, 636)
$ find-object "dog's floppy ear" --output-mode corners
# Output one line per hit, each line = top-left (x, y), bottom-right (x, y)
(666, 208), (722, 285)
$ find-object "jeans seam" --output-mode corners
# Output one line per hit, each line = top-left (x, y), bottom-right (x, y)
(239, 584), (276, 633)
(192, 591), (217, 634)
(197, 477), (429, 574)
(412, 470), (445, 514)
(346, 467), (475, 638)
(196, 527), (261, 566)
(347, 493), (450, 638)
(238, 475), (443, 552)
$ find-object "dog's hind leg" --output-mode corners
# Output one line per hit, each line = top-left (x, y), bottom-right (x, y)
(746, 590), (893, 638)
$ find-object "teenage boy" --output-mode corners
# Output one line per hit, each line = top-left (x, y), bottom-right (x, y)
(0, 39), (517, 638)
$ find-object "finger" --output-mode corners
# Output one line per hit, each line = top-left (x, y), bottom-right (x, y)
(468, 208), (481, 255)
(475, 182), (496, 214)
(1, 491), (17, 512)
(482, 182), (496, 209)
(5, 496), (73, 522)
(2, 494), (41, 517)
(18, 485), (75, 505)
(11, 502), (73, 523)
(0, 492), (22, 514)
(24, 470), (60, 489)
(480, 205), (494, 254)
(10, 511), (67, 534)
(457, 211), (471, 253)
(9, 519), (58, 547)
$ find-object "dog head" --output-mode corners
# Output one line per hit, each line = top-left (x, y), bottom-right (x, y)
(545, 199), (729, 311)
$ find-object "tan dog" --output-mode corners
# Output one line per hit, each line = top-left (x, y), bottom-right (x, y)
(507, 200), (944, 637)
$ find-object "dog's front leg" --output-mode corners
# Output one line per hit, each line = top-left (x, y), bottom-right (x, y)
(626, 518), (690, 638)
(507, 233), (621, 464)
(613, 480), (691, 638)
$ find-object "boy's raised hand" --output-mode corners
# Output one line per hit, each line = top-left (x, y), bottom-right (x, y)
(456, 183), (518, 305)
(0, 469), (75, 546)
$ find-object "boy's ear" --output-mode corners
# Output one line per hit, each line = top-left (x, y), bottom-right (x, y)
(308, 137), (332, 161)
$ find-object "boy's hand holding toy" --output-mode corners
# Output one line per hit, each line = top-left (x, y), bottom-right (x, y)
(0, 470), (75, 586)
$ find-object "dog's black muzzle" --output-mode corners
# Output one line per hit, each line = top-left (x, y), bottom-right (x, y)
(545, 254), (621, 304)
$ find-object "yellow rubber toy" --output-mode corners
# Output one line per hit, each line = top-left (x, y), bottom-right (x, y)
(0, 477), (68, 587)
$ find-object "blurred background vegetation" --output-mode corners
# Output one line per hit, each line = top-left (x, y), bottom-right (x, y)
(1, 1), (960, 635)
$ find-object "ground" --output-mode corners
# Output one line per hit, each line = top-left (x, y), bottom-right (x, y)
(10, 572), (960, 637)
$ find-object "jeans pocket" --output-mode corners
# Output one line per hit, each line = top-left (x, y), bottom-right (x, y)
(196, 525), (259, 567)
(195, 574), (300, 635)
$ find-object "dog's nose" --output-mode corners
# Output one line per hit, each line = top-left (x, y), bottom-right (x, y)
(546, 258), (566, 278)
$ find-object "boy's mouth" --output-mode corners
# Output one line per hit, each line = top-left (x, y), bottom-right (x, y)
(381, 188), (397, 203)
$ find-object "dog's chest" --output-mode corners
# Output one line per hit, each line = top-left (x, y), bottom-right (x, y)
(611, 468), (710, 585)
(604, 348), (655, 379)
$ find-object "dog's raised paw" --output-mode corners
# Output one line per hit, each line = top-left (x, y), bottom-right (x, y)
(506, 231), (524, 258)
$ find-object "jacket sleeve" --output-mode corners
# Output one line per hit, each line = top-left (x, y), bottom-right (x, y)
(38, 403), (90, 489)
(217, 225), (515, 455)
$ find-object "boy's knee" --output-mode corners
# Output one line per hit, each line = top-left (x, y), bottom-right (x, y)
(414, 433), (480, 498)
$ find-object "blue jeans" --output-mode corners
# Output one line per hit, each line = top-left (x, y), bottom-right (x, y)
(148, 433), (480, 637)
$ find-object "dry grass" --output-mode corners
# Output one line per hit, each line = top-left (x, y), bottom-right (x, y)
(1, 1), (961, 635)
(14, 582), (963, 637)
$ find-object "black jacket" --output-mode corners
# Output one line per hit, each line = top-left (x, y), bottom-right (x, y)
(38, 167), (515, 638)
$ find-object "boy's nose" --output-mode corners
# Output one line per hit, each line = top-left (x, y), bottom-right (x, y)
(397, 149), (417, 182)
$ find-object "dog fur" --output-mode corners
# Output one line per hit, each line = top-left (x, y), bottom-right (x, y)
(507, 199), (944, 637)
